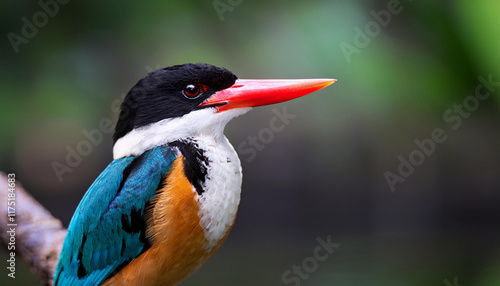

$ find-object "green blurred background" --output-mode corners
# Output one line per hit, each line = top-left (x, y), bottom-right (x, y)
(1, 0), (500, 285)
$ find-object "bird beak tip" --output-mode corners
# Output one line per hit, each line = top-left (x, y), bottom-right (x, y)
(201, 77), (337, 112)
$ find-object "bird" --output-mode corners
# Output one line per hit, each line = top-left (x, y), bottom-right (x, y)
(53, 63), (335, 285)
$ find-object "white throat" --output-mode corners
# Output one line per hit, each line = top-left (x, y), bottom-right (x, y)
(190, 134), (243, 249)
(113, 107), (250, 159)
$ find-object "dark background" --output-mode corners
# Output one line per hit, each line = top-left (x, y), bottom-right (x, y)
(1, 0), (499, 285)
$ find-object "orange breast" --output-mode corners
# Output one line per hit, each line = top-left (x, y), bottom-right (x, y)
(102, 156), (232, 286)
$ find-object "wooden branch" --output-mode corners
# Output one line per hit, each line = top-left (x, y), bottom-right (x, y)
(0, 172), (67, 286)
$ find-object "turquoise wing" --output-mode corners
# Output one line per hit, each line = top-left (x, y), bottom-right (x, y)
(54, 146), (177, 286)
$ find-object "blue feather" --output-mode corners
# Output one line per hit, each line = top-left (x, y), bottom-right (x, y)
(54, 146), (177, 286)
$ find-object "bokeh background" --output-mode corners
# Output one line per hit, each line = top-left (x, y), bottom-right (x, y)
(1, 0), (500, 285)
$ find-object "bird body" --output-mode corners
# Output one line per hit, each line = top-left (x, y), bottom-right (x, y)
(54, 63), (335, 285)
(103, 137), (241, 285)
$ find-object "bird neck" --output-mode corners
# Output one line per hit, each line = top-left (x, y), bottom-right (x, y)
(112, 108), (250, 159)
(179, 135), (242, 250)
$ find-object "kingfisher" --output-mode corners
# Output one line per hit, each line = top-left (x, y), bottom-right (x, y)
(54, 63), (335, 285)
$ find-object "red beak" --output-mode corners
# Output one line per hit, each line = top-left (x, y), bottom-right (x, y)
(200, 78), (336, 112)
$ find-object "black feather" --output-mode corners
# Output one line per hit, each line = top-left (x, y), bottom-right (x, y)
(113, 63), (237, 142)
(170, 139), (210, 196)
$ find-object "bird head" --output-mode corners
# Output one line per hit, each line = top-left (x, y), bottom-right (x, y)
(112, 63), (335, 159)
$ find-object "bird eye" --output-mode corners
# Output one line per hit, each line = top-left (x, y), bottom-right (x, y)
(183, 84), (207, 98)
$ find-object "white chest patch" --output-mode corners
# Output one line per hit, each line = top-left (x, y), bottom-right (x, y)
(192, 135), (242, 250)
(112, 107), (250, 250)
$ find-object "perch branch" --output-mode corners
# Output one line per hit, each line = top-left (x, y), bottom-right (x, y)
(0, 172), (67, 285)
